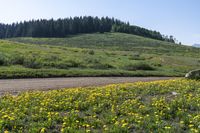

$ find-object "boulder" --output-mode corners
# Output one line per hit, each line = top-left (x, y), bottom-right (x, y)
(185, 69), (200, 79)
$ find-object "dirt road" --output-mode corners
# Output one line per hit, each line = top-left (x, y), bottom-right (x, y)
(0, 77), (177, 95)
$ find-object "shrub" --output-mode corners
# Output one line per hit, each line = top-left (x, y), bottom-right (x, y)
(82, 49), (95, 55)
(88, 50), (95, 55)
(90, 63), (114, 69)
(129, 53), (145, 60)
(23, 57), (42, 69)
(123, 62), (155, 71)
(44, 55), (60, 62)
(85, 58), (100, 64)
(151, 62), (162, 67)
(56, 63), (70, 69)
(10, 54), (25, 65)
(0, 52), (9, 66)
(56, 60), (82, 69)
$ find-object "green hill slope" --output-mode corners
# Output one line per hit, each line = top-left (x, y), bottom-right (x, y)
(9, 33), (200, 57)
(0, 32), (199, 78)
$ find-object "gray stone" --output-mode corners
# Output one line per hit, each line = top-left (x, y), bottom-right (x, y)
(171, 91), (178, 96)
(185, 69), (200, 79)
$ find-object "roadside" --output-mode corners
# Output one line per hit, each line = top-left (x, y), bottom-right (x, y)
(0, 77), (178, 95)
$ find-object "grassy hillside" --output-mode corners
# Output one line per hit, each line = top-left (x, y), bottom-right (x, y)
(9, 33), (200, 57)
(0, 32), (199, 78)
(1, 79), (200, 132)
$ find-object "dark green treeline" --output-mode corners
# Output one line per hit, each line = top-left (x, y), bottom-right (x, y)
(0, 16), (176, 43)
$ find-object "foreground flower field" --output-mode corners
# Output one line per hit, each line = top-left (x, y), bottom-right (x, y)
(0, 79), (200, 132)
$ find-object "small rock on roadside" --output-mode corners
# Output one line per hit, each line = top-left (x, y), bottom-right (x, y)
(172, 91), (178, 96)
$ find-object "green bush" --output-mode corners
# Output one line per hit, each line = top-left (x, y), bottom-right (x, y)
(129, 53), (145, 60)
(88, 50), (95, 55)
(10, 54), (25, 65)
(90, 63), (114, 69)
(44, 55), (60, 62)
(85, 58), (100, 64)
(123, 62), (155, 71)
(56, 63), (70, 69)
(56, 60), (82, 69)
(23, 57), (43, 69)
(151, 62), (162, 67)
(0, 53), (9, 66)
(82, 49), (95, 55)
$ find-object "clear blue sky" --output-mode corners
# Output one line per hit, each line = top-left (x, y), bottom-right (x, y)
(0, 0), (199, 45)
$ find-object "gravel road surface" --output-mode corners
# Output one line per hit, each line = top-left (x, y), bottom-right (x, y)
(0, 77), (177, 95)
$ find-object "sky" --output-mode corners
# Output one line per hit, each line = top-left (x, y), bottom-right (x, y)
(0, 0), (199, 45)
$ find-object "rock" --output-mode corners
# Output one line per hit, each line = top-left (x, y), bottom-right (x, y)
(172, 91), (178, 96)
(185, 69), (200, 79)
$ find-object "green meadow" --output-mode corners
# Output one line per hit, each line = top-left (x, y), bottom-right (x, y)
(0, 32), (199, 78)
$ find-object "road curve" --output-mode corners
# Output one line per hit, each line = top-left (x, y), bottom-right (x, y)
(0, 77), (177, 95)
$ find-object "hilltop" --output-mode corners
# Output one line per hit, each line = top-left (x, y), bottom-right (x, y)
(0, 16), (176, 43)
(0, 32), (198, 79)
